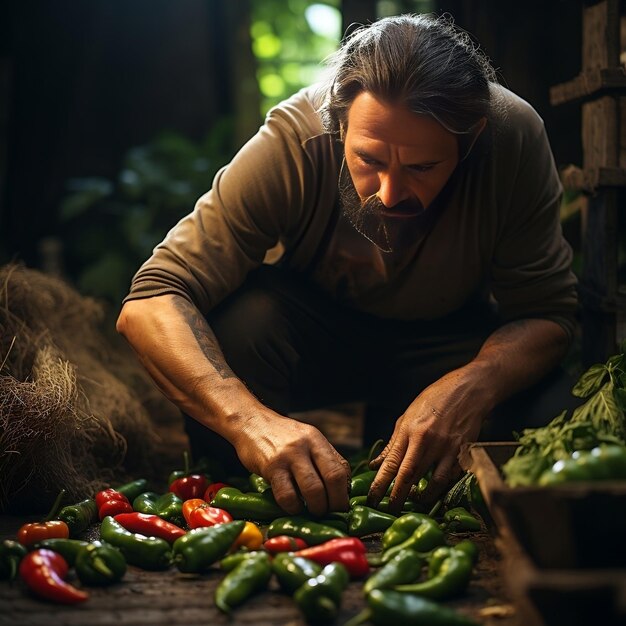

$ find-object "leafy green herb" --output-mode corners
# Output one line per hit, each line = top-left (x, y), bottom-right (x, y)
(502, 351), (626, 486)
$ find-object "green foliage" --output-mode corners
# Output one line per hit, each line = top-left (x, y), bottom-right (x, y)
(59, 121), (235, 304)
(502, 351), (626, 486)
(249, 0), (341, 115)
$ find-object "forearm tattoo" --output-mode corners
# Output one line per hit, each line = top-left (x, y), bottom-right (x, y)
(173, 297), (237, 380)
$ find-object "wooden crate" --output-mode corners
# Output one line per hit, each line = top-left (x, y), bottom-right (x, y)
(460, 442), (626, 626)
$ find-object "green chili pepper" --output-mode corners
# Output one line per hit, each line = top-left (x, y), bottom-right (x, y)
(248, 473), (271, 493)
(115, 478), (149, 502)
(350, 470), (378, 497)
(345, 589), (478, 625)
(215, 551), (272, 613)
(394, 547), (474, 600)
(75, 541), (126, 586)
(0, 539), (28, 581)
(34, 538), (89, 566)
(349, 505), (396, 537)
(294, 562), (350, 624)
(210, 487), (283, 521)
(220, 550), (265, 572)
(538, 445), (626, 485)
(172, 520), (245, 573)
(440, 507), (482, 532)
(57, 498), (98, 536)
(267, 516), (347, 545)
(100, 515), (171, 570)
(350, 496), (416, 513)
(382, 513), (435, 550)
(317, 513), (349, 533)
(132, 492), (184, 527)
(382, 517), (445, 564)
(272, 553), (323, 594)
(363, 548), (424, 595)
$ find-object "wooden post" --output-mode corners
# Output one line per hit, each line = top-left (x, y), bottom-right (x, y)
(550, 0), (626, 364)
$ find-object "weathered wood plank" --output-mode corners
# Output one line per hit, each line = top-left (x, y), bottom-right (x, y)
(549, 68), (626, 105)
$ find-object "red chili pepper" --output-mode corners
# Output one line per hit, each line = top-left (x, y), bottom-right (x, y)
(169, 474), (209, 501)
(182, 498), (233, 529)
(294, 537), (370, 578)
(204, 482), (229, 502)
(95, 488), (133, 521)
(19, 549), (88, 604)
(263, 535), (309, 554)
(113, 512), (187, 543)
(17, 490), (70, 547)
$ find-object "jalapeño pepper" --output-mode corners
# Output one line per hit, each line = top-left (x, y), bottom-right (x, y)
(172, 520), (245, 573)
(249, 473), (271, 493)
(294, 562), (350, 624)
(349, 505), (397, 537)
(57, 498), (98, 536)
(215, 551), (272, 613)
(382, 513), (436, 550)
(382, 516), (445, 564)
(115, 478), (149, 502)
(272, 553), (323, 593)
(363, 548), (424, 595)
(350, 470), (378, 497)
(267, 516), (346, 545)
(210, 487), (284, 521)
(75, 540), (127, 586)
(34, 538), (89, 566)
(132, 492), (185, 527)
(347, 588), (479, 625)
(440, 507), (482, 532)
(0, 539), (28, 581)
(350, 496), (416, 513)
(394, 545), (474, 600)
(100, 515), (171, 570)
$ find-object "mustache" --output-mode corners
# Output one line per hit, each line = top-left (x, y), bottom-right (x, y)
(360, 195), (425, 216)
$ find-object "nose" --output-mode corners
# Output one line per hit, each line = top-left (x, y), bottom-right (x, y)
(376, 170), (410, 208)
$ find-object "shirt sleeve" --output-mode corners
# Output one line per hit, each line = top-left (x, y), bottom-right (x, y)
(123, 103), (320, 314)
(490, 121), (578, 339)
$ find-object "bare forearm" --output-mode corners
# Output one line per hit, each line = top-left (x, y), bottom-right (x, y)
(116, 294), (262, 440)
(466, 318), (571, 409)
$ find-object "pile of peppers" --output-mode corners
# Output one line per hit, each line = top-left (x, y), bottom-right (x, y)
(1, 449), (487, 624)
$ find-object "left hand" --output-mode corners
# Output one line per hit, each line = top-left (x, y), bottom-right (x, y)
(366, 365), (491, 514)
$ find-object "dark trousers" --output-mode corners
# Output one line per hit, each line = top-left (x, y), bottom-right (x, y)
(184, 265), (580, 475)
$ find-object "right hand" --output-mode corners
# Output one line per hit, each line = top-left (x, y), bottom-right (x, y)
(231, 410), (351, 517)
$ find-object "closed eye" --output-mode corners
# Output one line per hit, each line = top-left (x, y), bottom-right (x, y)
(407, 163), (437, 173)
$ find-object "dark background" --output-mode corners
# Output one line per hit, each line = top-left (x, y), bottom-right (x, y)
(0, 0), (583, 304)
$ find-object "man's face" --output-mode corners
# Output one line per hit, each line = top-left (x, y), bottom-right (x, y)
(341, 91), (460, 249)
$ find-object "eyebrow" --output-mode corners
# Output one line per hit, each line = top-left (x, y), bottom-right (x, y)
(353, 148), (443, 167)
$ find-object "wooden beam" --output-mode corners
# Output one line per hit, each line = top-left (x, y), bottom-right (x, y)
(550, 68), (626, 105)
(561, 166), (626, 191)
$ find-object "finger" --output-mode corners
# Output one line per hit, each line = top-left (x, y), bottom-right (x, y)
(312, 448), (351, 513)
(418, 454), (459, 505)
(368, 441), (391, 470)
(270, 468), (304, 515)
(291, 457), (329, 517)
(366, 436), (408, 508)
(387, 445), (436, 515)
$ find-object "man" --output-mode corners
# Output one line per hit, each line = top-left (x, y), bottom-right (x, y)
(116, 14), (577, 516)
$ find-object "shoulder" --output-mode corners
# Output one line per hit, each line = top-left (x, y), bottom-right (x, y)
(488, 84), (548, 149)
(264, 84), (337, 149)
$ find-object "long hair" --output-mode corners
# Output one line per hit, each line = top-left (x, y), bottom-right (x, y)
(319, 14), (496, 137)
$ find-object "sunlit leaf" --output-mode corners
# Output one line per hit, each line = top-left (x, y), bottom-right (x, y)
(571, 363), (609, 398)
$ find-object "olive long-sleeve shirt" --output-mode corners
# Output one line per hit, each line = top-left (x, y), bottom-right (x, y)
(124, 83), (577, 337)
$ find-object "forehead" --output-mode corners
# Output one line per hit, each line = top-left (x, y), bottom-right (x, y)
(345, 91), (456, 154)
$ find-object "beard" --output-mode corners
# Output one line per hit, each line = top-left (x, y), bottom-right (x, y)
(338, 159), (432, 253)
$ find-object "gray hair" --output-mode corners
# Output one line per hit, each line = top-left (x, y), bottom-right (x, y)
(320, 14), (496, 137)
